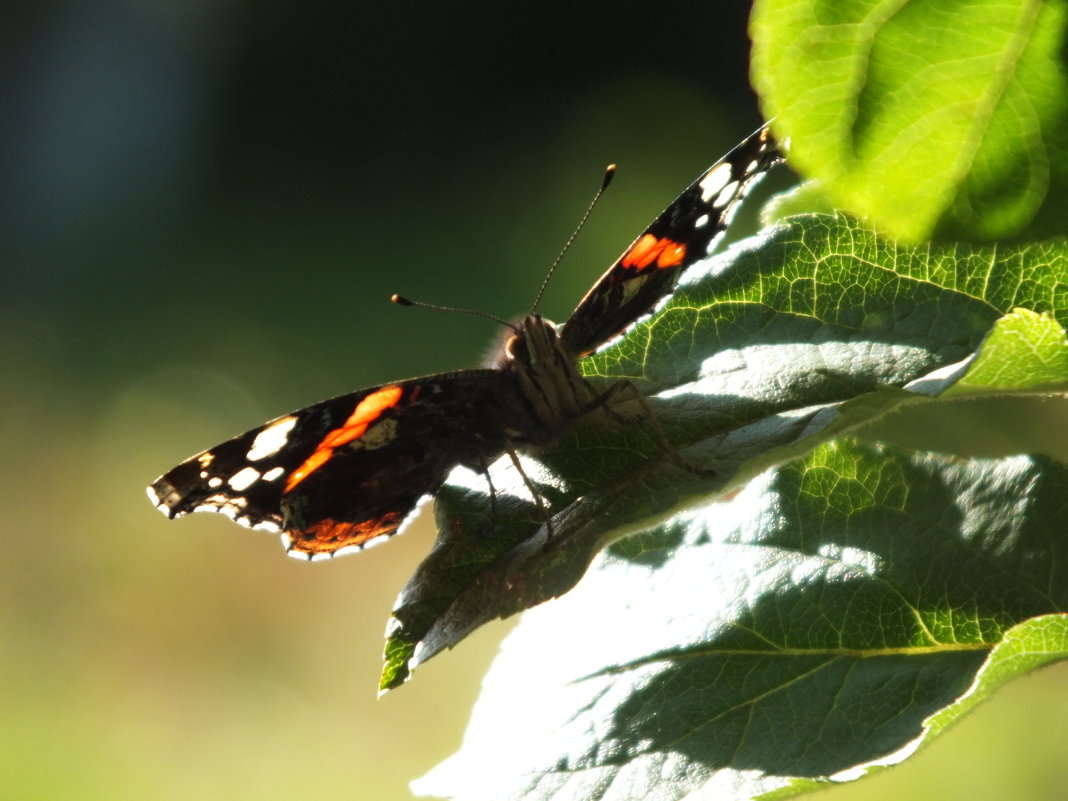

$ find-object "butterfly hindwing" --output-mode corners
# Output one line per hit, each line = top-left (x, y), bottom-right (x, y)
(561, 124), (780, 357)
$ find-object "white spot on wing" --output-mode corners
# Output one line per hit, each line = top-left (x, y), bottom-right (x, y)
(208, 477), (223, 488)
(619, 272), (652, 304)
(698, 163), (731, 202)
(228, 466), (261, 491)
(262, 466), (285, 482)
(358, 534), (390, 551)
(334, 543), (365, 558)
(247, 416), (299, 461)
(359, 418), (398, 450)
(714, 180), (740, 209)
(694, 213), (709, 229)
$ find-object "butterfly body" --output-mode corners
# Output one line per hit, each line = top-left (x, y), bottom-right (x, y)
(500, 314), (591, 435)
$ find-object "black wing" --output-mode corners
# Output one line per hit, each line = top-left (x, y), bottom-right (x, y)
(561, 123), (781, 357)
(148, 371), (530, 559)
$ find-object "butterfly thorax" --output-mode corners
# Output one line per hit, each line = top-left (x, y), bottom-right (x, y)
(502, 314), (591, 439)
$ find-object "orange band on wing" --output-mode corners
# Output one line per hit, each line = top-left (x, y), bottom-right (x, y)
(288, 512), (405, 556)
(621, 234), (687, 270)
(284, 385), (404, 492)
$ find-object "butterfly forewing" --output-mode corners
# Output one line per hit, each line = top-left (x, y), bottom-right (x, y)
(560, 123), (780, 357)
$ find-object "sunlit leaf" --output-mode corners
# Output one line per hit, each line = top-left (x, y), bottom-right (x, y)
(751, 0), (1068, 240)
(416, 442), (1068, 800)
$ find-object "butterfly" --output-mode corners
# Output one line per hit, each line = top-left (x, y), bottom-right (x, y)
(148, 124), (781, 560)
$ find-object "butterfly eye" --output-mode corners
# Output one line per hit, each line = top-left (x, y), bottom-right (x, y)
(502, 333), (519, 359)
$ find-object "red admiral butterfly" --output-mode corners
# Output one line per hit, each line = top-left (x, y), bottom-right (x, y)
(148, 124), (781, 560)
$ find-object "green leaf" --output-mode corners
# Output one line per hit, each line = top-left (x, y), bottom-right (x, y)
(381, 214), (1068, 690)
(919, 614), (1068, 745)
(414, 442), (1068, 801)
(750, 0), (1068, 241)
(947, 307), (1068, 394)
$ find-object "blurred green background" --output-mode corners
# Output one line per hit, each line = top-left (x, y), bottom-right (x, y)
(3, 2), (1066, 800)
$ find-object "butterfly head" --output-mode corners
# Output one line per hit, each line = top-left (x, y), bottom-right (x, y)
(500, 314), (561, 369)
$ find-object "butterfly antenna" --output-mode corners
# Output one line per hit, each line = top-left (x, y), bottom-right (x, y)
(529, 163), (616, 313)
(390, 293), (517, 331)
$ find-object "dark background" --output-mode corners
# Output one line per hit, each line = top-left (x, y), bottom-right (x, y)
(3, 2), (1065, 799)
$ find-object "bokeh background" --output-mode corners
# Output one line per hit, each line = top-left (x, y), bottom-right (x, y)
(3, 2), (1066, 799)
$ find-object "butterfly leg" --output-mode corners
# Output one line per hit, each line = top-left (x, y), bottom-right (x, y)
(504, 445), (556, 541)
(583, 379), (717, 477)
(478, 454), (500, 523)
